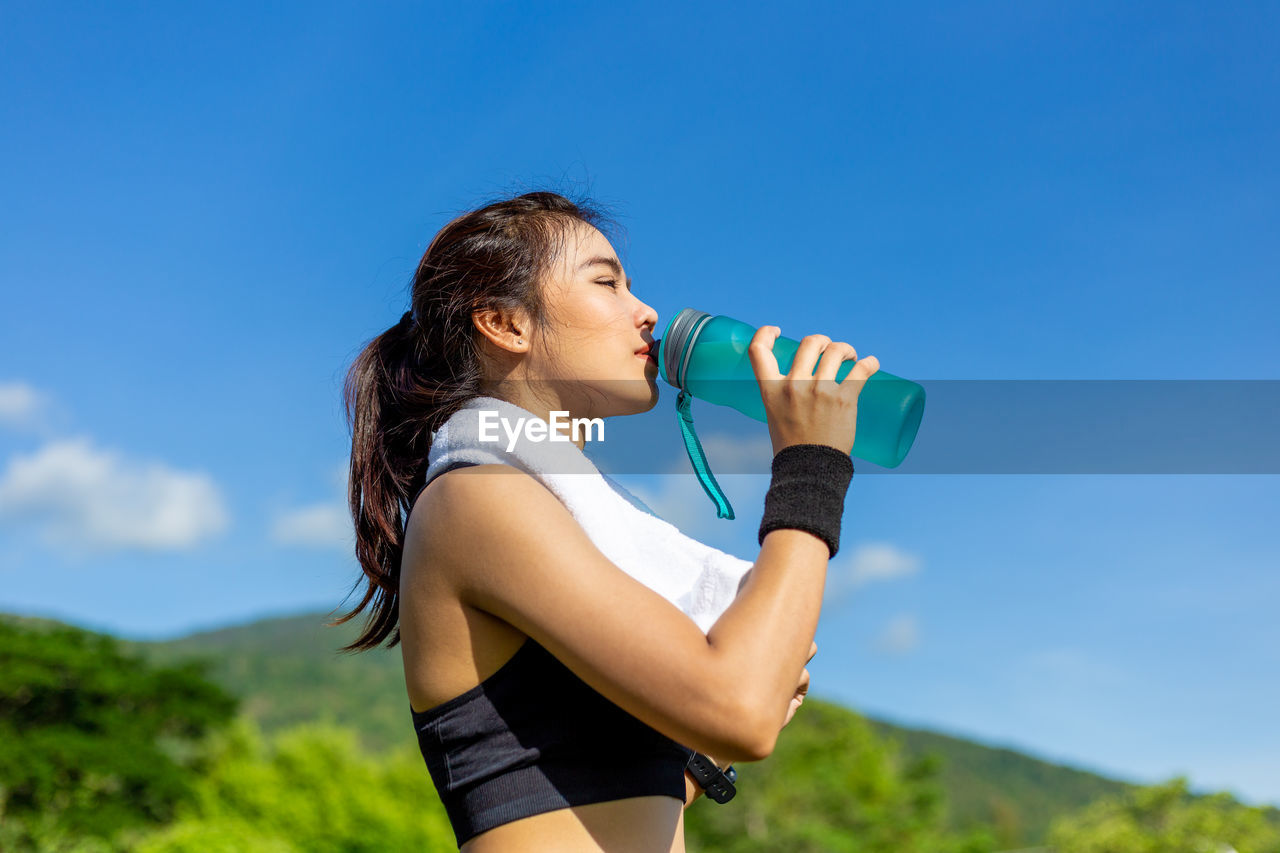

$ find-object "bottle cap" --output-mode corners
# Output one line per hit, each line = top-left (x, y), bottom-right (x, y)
(659, 308), (713, 389)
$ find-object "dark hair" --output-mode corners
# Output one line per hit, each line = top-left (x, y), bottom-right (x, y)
(332, 189), (620, 651)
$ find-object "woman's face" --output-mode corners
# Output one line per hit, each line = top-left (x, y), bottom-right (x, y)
(530, 222), (661, 420)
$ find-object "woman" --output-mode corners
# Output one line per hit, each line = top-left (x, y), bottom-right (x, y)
(339, 190), (878, 851)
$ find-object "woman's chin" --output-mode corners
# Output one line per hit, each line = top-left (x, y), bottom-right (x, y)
(633, 386), (660, 414)
(597, 381), (660, 418)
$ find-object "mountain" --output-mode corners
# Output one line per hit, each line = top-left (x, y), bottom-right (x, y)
(136, 610), (1136, 846)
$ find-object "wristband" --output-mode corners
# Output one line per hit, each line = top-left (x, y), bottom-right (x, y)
(757, 444), (854, 558)
(685, 750), (737, 804)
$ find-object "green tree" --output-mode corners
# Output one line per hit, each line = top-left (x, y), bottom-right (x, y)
(0, 619), (237, 850)
(684, 698), (997, 853)
(1047, 775), (1280, 853)
(130, 720), (455, 852)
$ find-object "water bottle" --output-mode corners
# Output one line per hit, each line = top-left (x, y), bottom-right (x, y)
(652, 308), (926, 518)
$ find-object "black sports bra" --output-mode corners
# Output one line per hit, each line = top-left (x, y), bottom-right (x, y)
(408, 460), (692, 846)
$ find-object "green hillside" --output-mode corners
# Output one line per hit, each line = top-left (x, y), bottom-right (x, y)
(136, 610), (1137, 847)
(863, 720), (1130, 846)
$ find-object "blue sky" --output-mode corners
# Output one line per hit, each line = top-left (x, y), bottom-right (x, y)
(2, 0), (1277, 807)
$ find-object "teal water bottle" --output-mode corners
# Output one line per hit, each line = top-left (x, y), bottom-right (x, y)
(654, 308), (926, 519)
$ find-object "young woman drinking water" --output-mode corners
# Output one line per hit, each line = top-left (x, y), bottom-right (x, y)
(338, 190), (878, 852)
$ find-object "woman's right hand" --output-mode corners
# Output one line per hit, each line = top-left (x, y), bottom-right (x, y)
(747, 326), (880, 456)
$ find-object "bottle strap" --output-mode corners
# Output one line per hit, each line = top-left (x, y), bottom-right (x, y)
(675, 390), (735, 520)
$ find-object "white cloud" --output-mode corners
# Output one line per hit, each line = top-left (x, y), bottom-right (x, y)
(269, 458), (354, 552)
(828, 541), (922, 601)
(874, 613), (920, 655)
(607, 430), (775, 542)
(0, 382), (49, 431)
(659, 432), (775, 476)
(623, 475), (717, 529)
(271, 503), (354, 552)
(616, 472), (765, 545)
(0, 436), (229, 553)
(1019, 647), (1128, 687)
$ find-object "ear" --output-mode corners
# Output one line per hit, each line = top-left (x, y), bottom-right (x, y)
(472, 305), (531, 354)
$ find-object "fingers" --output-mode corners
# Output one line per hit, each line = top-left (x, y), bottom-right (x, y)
(848, 354), (881, 382)
(833, 352), (880, 401)
(754, 325), (878, 456)
(784, 666), (813, 729)
(747, 325), (784, 382)
(787, 333), (832, 380)
(813, 342), (857, 382)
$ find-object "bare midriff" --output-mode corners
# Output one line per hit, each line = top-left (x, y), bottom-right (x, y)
(461, 796), (686, 852)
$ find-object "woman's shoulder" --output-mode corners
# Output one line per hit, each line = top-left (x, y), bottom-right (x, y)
(409, 462), (556, 554)
(420, 460), (540, 496)
(412, 460), (528, 512)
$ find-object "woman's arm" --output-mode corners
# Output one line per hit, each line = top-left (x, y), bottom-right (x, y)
(683, 641), (814, 808)
(409, 465), (830, 762)
(411, 332), (869, 761)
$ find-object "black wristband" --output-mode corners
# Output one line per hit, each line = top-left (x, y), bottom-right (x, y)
(757, 444), (854, 558)
(686, 750), (737, 804)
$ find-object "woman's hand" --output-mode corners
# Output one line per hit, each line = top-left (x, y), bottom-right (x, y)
(781, 640), (817, 728)
(748, 326), (879, 457)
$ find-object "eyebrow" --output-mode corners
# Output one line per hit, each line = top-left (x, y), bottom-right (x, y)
(578, 256), (633, 290)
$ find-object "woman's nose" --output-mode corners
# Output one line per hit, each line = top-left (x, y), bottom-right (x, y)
(637, 300), (658, 330)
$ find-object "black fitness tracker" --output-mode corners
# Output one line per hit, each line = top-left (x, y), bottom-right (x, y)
(685, 750), (737, 804)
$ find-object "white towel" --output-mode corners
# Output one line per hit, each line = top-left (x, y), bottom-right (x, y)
(423, 395), (752, 633)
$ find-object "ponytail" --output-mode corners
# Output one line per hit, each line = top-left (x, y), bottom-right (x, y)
(331, 189), (617, 651)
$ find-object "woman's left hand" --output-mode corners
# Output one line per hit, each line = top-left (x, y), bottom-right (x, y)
(781, 640), (817, 728)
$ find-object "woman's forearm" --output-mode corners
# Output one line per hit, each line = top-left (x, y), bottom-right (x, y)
(705, 528), (829, 757)
(683, 770), (702, 806)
